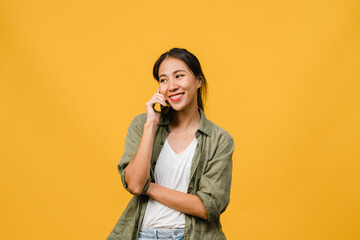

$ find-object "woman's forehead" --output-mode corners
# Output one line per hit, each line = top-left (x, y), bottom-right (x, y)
(159, 57), (190, 75)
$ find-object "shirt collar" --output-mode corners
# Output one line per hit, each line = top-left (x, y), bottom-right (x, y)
(157, 107), (212, 136)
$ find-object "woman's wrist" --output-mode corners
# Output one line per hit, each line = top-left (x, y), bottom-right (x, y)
(142, 120), (157, 139)
(144, 119), (158, 128)
(144, 182), (154, 196)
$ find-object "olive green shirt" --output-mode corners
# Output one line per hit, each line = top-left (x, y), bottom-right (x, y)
(107, 108), (235, 240)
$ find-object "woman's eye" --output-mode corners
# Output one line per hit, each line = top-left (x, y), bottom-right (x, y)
(176, 75), (184, 78)
(160, 79), (167, 83)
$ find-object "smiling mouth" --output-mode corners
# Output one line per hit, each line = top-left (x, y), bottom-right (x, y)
(169, 93), (184, 102)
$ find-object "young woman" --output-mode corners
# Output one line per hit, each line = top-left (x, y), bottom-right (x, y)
(107, 48), (235, 240)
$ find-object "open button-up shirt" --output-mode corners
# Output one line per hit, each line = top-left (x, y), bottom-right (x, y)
(107, 108), (235, 240)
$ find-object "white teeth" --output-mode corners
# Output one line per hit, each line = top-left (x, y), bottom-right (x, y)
(170, 93), (183, 99)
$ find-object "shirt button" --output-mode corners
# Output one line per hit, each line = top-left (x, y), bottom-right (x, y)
(173, 230), (178, 236)
(160, 141), (164, 145)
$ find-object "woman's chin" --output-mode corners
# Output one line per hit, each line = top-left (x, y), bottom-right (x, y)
(170, 105), (189, 113)
(170, 102), (198, 112)
(170, 101), (186, 108)
(170, 106), (181, 112)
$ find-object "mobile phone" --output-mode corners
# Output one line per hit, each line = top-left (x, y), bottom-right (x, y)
(160, 101), (170, 111)
(153, 101), (170, 119)
(153, 101), (170, 112)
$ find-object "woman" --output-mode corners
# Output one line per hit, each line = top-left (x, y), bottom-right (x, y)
(107, 48), (235, 240)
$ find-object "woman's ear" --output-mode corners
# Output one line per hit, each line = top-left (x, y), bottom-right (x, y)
(196, 75), (203, 89)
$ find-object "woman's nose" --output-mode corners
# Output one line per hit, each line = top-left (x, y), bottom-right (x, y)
(168, 78), (178, 91)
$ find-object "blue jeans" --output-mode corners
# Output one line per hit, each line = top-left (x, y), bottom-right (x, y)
(137, 227), (185, 240)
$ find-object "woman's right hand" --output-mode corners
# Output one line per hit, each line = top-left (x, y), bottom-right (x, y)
(145, 88), (167, 125)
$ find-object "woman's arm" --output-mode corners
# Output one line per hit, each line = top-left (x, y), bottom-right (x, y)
(124, 90), (167, 195)
(145, 182), (208, 220)
(124, 120), (157, 195)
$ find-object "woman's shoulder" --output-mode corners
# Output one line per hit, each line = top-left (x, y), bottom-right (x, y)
(205, 118), (234, 142)
(200, 109), (233, 142)
(125, 113), (148, 133)
(131, 112), (147, 125)
(202, 118), (235, 159)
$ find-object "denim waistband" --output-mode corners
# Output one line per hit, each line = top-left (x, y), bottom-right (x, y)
(138, 227), (185, 239)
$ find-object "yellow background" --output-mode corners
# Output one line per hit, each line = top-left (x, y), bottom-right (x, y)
(1, 0), (359, 239)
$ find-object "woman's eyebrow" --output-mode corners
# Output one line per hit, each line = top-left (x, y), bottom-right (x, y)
(159, 69), (186, 78)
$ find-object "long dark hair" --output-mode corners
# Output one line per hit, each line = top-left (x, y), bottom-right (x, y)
(153, 48), (207, 111)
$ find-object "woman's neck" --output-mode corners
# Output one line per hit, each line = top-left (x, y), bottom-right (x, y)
(170, 105), (200, 132)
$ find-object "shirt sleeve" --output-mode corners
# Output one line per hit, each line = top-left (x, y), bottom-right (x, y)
(117, 113), (151, 195)
(195, 133), (235, 222)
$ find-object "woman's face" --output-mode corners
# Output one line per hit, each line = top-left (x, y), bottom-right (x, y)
(158, 57), (202, 112)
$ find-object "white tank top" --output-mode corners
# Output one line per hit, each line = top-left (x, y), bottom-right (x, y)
(141, 137), (198, 228)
